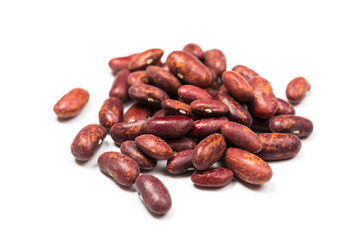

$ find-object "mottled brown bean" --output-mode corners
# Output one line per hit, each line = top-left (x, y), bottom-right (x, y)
(135, 174), (172, 215)
(286, 77), (311, 104)
(276, 98), (296, 115)
(120, 141), (157, 170)
(128, 48), (164, 71)
(127, 71), (150, 86)
(98, 152), (139, 186)
(161, 99), (192, 116)
(190, 100), (229, 117)
(128, 84), (169, 108)
(53, 88), (89, 118)
(166, 150), (195, 174)
(183, 43), (204, 60)
(135, 134), (173, 160)
(223, 148), (272, 185)
(109, 69), (130, 101)
(108, 53), (138, 73)
(124, 102), (153, 122)
(191, 167), (233, 187)
(187, 117), (229, 139)
(98, 97), (123, 129)
(192, 133), (227, 170)
(71, 124), (107, 161)
(146, 66), (182, 96)
(269, 115), (313, 138)
(110, 120), (147, 145)
(257, 133), (301, 160)
(222, 71), (253, 102)
(178, 85), (213, 104)
(203, 49), (227, 77)
(232, 65), (259, 81)
(166, 137), (196, 152)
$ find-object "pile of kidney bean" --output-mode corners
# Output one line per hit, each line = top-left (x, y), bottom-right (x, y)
(54, 43), (313, 215)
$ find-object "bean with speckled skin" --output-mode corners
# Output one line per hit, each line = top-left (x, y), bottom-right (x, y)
(127, 71), (150, 86)
(203, 49), (227, 77)
(166, 137), (196, 152)
(222, 71), (253, 102)
(135, 174), (172, 215)
(108, 53), (138, 73)
(166, 150), (195, 174)
(178, 85), (213, 104)
(286, 77), (311, 105)
(135, 134), (173, 160)
(146, 66), (182, 96)
(128, 84), (169, 108)
(120, 141), (157, 170)
(123, 102), (153, 122)
(257, 133), (301, 160)
(109, 69), (130, 101)
(110, 120), (147, 145)
(190, 100), (229, 117)
(161, 99), (192, 116)
(192, 133), (226, 170)
(71, 124), (107, 161)
(98, 97), (123, 129)
(128, 48), (164, 71)
(232, 65), (259, 81)
(269, 115), (313, 138)
(183, 43), (204, 60)
(276, 98), (296, 115)
(223, 148), (273, 185)
(98, 152), (139, 186)
(187, 117), (229, 139)
(191, 167), (233, 187)
(53, 88), (89, 118)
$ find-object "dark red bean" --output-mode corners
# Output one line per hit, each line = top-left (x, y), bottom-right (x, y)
(183, 43), (204, 60)
(135, 134), (173, 160)
(232, 65), (259, 81)
(166, 137), (196, 152)
(187, 117), (229, 139)
(127, 71), (150, 86)
(222, 71), (253, 102)
(128, 84), (169, 108)
(257, 133), (301, 160)
(123, 102), (153, 122)
(98, 97), (123, 129)
(286, 77), (311, 105)
(269, 115), (314, 138)
(190, 100), (229, 117)
(178, 85), (213, 104)
(120, 141), (157, 170)
(109, 69), (130, 101)
(110, 120), (147, 145)
(108, 53), (138, 73)
(276, 98), (296, 115)
(53, 88), (89, 118)
(203, 49), (227, 77)
(128, 48), (164, 71)
(146, 66), (182, 96)
(166, 150), (195, 174)
(191, 167), (233, 187)
(161, 99), (192, 116)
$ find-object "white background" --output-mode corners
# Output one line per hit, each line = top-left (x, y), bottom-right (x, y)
(1, 1), (359, 239)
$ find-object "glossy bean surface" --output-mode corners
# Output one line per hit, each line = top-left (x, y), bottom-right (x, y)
(161, 99), (192, 116)
(110, 120), (147, 145)
(146, 66), (182, 96)
(124, 102), (153, 122)
(269, 115), (313, 138)
(222, 71), (253, 102)
(166, 137), (196, 152)
(286, 77), (311, 104)
(191, 167), (233, 187)
(120, 141), (157, 170)
(203, 49), (227, 77)
(109, 69), (130, 101)
(135, 134), (173, 160)
(108, 53), (138, 73)
(178, 85), (213, 104)
(190, 100), (229, 117)
(53, 88), (89, 118)
(98, 97), (123, 129)
(127, 71), (150, 86)
(128, 84), (169, 108)
(275, 98), (296, 115)
(183, 43), (204, 60)
(232, 65), (259, 81)
(187, 117), (229, 139)
(128, 48), (164, 71)
(166, 150), (195, 174)
(257, 133), (301, 160)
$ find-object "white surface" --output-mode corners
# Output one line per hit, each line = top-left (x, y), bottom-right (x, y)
(1, 1), (359, 239)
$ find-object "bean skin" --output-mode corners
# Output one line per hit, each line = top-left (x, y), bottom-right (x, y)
(187, 117), (229, 139)
(135, 134), (173, 160)
(183, 43), (204, 60)
(98, 97), (123, 129)
(53, 88), (89, 118)
(203, 49), (227, 77)
(127, 71), (150, 86)
(108, 53), (138, 73)
(128, 48), (164, 71)
(135, 174), (172, 215)
(120, 141), (157, 170)
(166, 150), (195, 174)
(166, 137), (196, 152)
(146, 66), (182, 96)
(286, 77), (311, 105)
(221, 71), (253, 102)
(269, 115), (314, 138)
(223, 148), (273, 185)
(232, 65), (259, 81)
(191, 167), (233, 187)
(257, 133), (301, 160)
(151, 109), (167, 118)
(178, 85), (213, 104)
(161, 99), (192, 116)
(98, 152), (139, 186)
(123, 102), (153, 122)
(190, 100), (229, 117)
(109, 69), (130, 101)
(275, 98), (296, 115)
(250, 116), (272, 132)
(192, 133), (227, 170)
(71, 124), (107, 161)
(128, 84), (169, 108)
(221, 121), (262, 153)
(110, 120), (147, 145)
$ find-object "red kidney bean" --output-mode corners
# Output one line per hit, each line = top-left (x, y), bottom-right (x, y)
(71, 124), (107, 161)
(221, 121), (262, 153)
(98, 97), (123, 129)
(166, 150), (195, 174)
(214, 92), (253, 126)
(109, 69), (130, 101)
(135, 134), (173, 160)
(222, 71), (253, 102)
(286, 77), (311, 104)
(124, 102), (153, 122)
(223, 148), (272, 185)
(192, 133), (227, 170)
(178, 85), (213, 104)
(183, 43), (204, 60)
(135, 174), (172, 215)
(161, 99), (192, 116)
(151, 109), (167, 118)
(276, 98), (296, 115)
(108, 53), (138, 73)
(143, 115), (193, 139)
(190, 100), (229, 117)
(203, 49), (227, 77)
(166, 137), (196, 152)
(232, 65), (259, 81)
(250, 116), (272, 132)
(120, 140), (157, 170)
(187, 117), (229, 139)
(98, 152), (139, 186)
(53, 88), (89, 118)
(257, 133), (301, 160)
(191, 167), (233, 187)
(127, 71), (150, 86)
(110, 120), (147, 145)
(247, 76), (278, 119)
(128, 48), (164, 71)
(128, 84), (169, 108)
(146, 66), (182, 96)
(166, 51), (211, 87)
(269, 115), (313, 138)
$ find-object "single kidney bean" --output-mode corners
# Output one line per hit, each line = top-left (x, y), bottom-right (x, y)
(124, 102), (153, 122)
(286, 77), (311, 104)
(269, 115), (313, 138)
(98, 152), (139, 186)
(120, 140), (157, 170)
(146, 66), (182, 96)
(135, 134), (173, 160)
(187, 117), (229, 139)
(151, 109), (167, 118)
(257, 133), (301, 160)
(247, 76), (278, 119)
(203, 49), (227, 77)
(161, 99), (192, 116)
(214, 92), (253, 126)
(166, 51), (211, 87)
(135, 174), (172, 215)
(108, 53), (138, 73)
(276, 98), (296, 115)
(166, 150), (195, 174)
(53, 88), (89, 118)
(71, 124), (107, 161)
(192, 133), (227, 170)
(143, 115), (193, 139)
(221, 121), (262, 153)
(178, 85), (213, 104)
(128, 84), (169, 108)
(128, 48), (164, 71)
(98, 97), (123, 129)
(127, 71), (150, 86)
(109, 69), (130, 101)
(191, 167), (233, 187)
(232, 65), (259, 81)
(222, 71), (253, 102)
(190, 100), (229, 117)
(110, 120), (147, 145)
(183, 43), (204, 60)
(223, 148), (272, 185)
(166, 137), (196, 152)
(250, 116), (272, 132)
